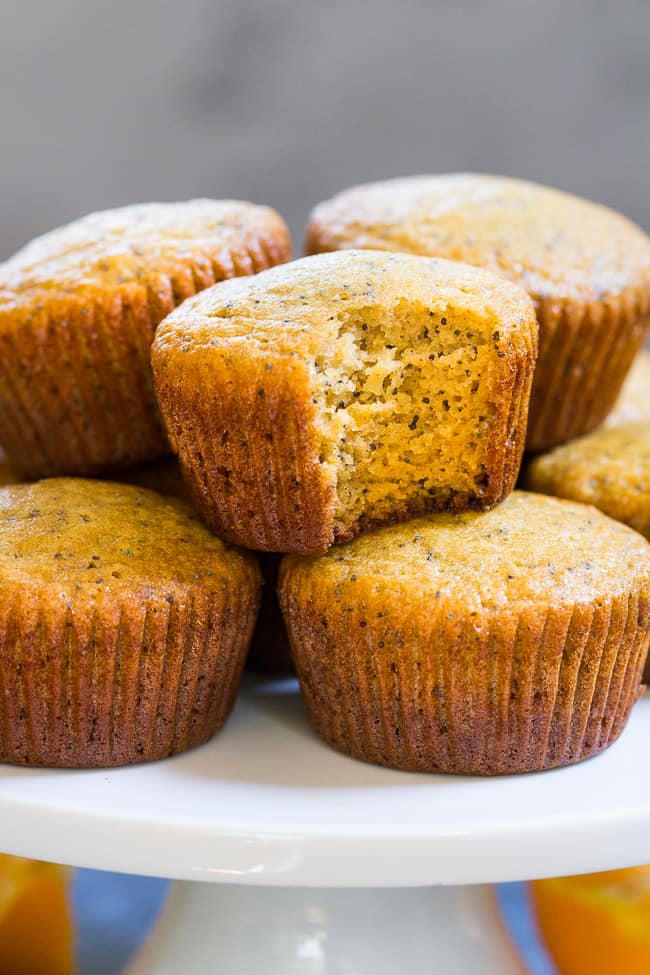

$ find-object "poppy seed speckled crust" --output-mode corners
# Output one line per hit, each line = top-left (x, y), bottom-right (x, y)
(152, 250), (538, 554)
(279, 492), (650, 775)
(306, 174), (650, 451)
(0, 200), (291, 478)
(525, 422), (650, 543)
(0, 479), (261, 768)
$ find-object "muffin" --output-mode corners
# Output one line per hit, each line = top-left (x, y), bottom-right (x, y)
(0, 200), (291, 478)
(524, 422), (650, 541)
(279, 492), (650, 774)
(307, 174), (650, 451)
(604, 349), (650, 428)
(152, 250), (538, 554)
(0, 479), (260, 767)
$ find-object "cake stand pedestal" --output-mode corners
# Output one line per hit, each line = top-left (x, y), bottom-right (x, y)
(0, 678), (649, 974)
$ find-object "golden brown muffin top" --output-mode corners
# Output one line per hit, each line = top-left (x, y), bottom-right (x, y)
(0, 479), (258, 594)
(282, 491), (650, 612)
(524, 422), (650, 540)
(604, 350), (650, 428)
(306, 174), (650, 307)
(153, 249), (536, 362)
(0, 199), (290, 313)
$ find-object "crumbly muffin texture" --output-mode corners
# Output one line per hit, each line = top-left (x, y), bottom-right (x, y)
(525, 422), (650, 541)
(604, 350), (650, 428)
(0, 200), (291, 478)
(280, 492), (650, 774)
(153, 250), (537, 553)
(307, 174), (650, 450)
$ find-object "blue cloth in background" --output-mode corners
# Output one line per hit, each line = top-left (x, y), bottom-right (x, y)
(497, 883), (556, 974)
(72, 873), (554, 974)
(72, 871), (169, 975)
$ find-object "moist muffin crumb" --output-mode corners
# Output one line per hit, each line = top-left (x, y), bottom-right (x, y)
(152, 249), (537, 554)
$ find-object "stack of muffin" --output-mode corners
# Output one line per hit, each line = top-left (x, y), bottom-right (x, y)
(0, 175), (649, 775)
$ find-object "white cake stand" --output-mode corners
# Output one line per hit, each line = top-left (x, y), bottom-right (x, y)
(0, 676), (649, 974)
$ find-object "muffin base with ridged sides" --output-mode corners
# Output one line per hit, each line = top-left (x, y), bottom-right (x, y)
(0, 200), (291, 479)
(527, 293), (650, 451)
(279, 492), (650, 775)
(153, 250), (538, 555)
(306, 174), (650, 450)
(0, 479), (260, 768)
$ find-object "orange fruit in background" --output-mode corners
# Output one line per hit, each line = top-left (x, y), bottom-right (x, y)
(529, 865), (650, 975)
(0, 854), (75, 974)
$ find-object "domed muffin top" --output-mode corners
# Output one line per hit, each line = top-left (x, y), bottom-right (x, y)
(306, 175), (650, 307)
(0, 199), (290, 313)
(525, 422), (650, 539)
(282, 491), (650, 612)
(0, 479), (257, 593)
(153, 249), (536, 361)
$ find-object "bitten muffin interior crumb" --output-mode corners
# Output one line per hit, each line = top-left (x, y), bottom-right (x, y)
(153, 249), (536, 551)
(312, 301), (502, 536)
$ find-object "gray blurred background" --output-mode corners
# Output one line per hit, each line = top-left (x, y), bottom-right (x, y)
(0, 0), (648, 259)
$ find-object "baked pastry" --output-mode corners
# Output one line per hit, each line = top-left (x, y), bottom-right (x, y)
(152, 250), (537, 554)
(0, 200), (291, 478)
(306, 174), (650, 450)
(279, 492), (650, 774)
(0, 479), (260, 767)
(604, 349), (650, 428)
(524, 421), (650, 540)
